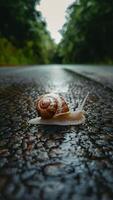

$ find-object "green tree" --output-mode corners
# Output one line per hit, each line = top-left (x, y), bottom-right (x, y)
(0, 0), (55, 65)
(59, 0), (113, 64)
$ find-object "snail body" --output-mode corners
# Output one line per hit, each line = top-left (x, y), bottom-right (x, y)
(28, 92), (89, 126)
(28, 111), (85, 126)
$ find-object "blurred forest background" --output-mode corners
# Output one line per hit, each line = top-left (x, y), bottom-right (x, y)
(0, 0), (113, 66)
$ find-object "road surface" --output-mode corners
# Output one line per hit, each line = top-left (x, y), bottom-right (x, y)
(0, 65), (113, 200)
(65, 64), (113, 90)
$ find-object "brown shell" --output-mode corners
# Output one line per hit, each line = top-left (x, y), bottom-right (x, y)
(35, 93), (69, 119)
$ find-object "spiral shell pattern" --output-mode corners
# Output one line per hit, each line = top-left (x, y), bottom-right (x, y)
(35, 93), (69, 119)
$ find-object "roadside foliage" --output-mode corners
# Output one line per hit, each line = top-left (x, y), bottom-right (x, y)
(0, 0), (113, 65)
(0, 0), (55, 65)
(59, 0), (113, 64)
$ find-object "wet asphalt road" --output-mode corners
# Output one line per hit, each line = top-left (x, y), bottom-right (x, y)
(65, 65), (113, 91)
(0, 65), (113, 200)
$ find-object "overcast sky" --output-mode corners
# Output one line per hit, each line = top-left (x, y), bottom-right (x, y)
(36, 0), (75, 43)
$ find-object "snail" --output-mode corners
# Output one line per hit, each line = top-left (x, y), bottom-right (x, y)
(28, 92), (89, 126)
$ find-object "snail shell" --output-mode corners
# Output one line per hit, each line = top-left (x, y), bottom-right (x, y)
(35, 93), (69, 119)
